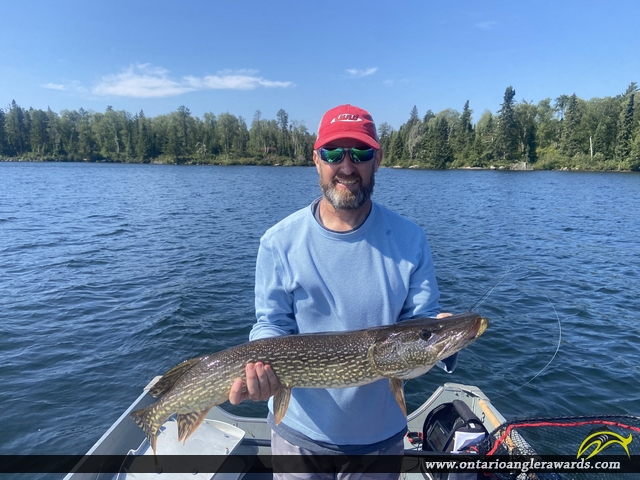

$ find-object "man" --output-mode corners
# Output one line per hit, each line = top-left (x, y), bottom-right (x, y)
(229, 104), (453, 477)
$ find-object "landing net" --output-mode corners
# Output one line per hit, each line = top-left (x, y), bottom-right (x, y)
(472, 415), (640, 479)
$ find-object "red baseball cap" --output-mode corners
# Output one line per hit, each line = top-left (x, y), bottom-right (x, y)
(314, 104), (380, 150)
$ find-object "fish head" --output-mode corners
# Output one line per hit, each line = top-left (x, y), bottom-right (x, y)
(369, 312), (488, 379)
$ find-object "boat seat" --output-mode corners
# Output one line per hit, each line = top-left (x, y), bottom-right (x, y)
(117, 417), (248, 480)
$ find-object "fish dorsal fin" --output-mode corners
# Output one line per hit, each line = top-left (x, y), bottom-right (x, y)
(273, 386), (292, 425)
(177, 407), (212, 444)
(149, 358), (201, 397)
(389, 378), (406, 416)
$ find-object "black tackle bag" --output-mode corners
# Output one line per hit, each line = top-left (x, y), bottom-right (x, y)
(422, 400), (489, 453)
(420, 400), (489, 480)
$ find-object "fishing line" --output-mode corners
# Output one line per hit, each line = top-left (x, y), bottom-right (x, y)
(468, 265), (521, 311)
(492, 293), (562, 399)
(465, 266), (563, 398)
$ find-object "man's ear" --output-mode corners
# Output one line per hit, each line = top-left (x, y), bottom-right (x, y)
(313, 150), (321, 173)
(374, 149), (383, 172)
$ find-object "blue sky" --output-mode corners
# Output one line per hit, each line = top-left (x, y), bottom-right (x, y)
(1, 0), (639, 130)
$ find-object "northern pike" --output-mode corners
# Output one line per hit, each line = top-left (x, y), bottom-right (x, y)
(131, 312), (488, 454)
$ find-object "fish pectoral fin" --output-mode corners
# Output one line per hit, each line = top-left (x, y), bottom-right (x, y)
(177, 407), (212, 444)
(389, 378), (406, 416)
(273, 386), (292, 425)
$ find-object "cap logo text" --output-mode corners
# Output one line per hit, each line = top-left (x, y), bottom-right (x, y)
(331, 114), (363, 123)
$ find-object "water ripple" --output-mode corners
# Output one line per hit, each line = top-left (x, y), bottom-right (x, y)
(1, 163), (639, 456)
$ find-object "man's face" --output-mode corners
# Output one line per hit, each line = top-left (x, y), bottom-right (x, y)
(313, 139), (382, 210)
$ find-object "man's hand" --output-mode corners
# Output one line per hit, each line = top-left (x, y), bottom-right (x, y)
(229, 362), (281, 405)
(437, 312), (452, 318)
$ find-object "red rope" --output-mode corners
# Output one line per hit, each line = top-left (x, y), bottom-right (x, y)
(487, 419), (640, 455)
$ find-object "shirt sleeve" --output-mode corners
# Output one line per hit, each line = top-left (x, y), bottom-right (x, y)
(398, 233), (441, 321)
(250, 236), (299, 341)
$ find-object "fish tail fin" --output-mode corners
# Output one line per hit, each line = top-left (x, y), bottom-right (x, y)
(130, 402), (169, 455)
(149, 358), (202, 398)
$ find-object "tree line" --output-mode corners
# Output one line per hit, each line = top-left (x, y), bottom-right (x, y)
(0, 103), (315, 166)
(1, 82), (639, 170)
(380, 83), (640, 171)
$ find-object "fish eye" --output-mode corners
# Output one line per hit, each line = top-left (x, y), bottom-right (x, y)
(419, 330), (432, 341)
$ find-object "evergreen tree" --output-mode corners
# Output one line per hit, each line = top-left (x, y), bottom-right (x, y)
(408, 105), (419, 126)
(175, 105), (192, 157)
(135, 111), (152, 160)
(29, 108), (49, 156)
(515, 101), (538, 164)
(560, 94), (583, 158)
(0, 109), (6, 155)
(45, 108), (62, 157)
(235, 116), (249, 156)
(120, 111), (136, 159)
(472, 110), (495, 165)
(276, 109), (289, 156)
(622, 82), (638, 97)
(249, 110), (264, 156)
(495, 87), (519, 161)
(217, 112), (240, 155)
(377, 122), (393, 156)
(628, 127), (640, 171)
(58, 109), (80, 157)
(4, 100), (30, 155)
(453, 100), (474, 163)
(615, 93), (635, 161)
(422, 110), (435, 124)
(202, 112), (220, 156)
(164, 120), (181, 159)
(421, 116), (453, 169)
(554, 94), (571, 121)
(389, 130), (405, 163)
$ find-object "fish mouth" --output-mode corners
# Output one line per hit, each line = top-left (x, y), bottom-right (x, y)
(467, 316), (489, 341)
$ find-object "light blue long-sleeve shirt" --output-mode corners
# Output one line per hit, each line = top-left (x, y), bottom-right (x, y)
(250, 199), (442, 447)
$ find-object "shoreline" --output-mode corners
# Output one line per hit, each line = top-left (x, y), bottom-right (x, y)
(1, 157), (636, 173)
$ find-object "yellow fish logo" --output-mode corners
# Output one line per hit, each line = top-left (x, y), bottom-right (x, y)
(577, 430), (633, 459)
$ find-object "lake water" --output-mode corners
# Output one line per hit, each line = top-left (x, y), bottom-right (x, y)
(1, 162), (639, 459)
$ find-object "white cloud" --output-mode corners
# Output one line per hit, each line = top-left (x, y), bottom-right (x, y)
(89, 63), (294, 98)
(93, 64), (192, 98)
(346, 67), (378, 78)
(42, 81), (88, 94)
(42, 83), (66, 90)
(475, 21), (497, 30)
(383, 78), (408, 87)
(187, 74), (293, 91)
(216, 68), (259, 76)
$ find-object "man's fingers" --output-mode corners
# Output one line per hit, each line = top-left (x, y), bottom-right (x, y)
(264, 364), (279, 394)
(437, 312), (453, 318)
(245, 363), (261, 401)
(229, 362), (281, 404)
(228, 377), (245, 405)
(254, 362), (271, 399)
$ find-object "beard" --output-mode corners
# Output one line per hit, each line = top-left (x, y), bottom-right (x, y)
(320, 171), (375, 210)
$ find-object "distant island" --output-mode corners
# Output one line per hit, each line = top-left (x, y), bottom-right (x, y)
(1, 83), (638, 171)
